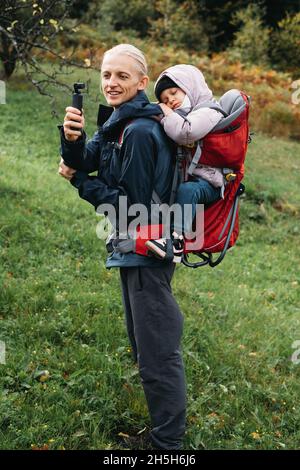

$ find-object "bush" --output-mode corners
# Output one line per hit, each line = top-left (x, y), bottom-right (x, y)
(229, 3), (270, 67)
(255, 101), (300, 140)
(93, 0), (155, 37)
(150, 0), (209, 53)
(38, 22), (300, 141)
(270, 13), (300, 75)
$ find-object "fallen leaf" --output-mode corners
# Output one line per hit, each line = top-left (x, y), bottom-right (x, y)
(137, 427), (147, 435)
(72, 430), (87, 438)
(31, 444), (49, 451)
(34, 370), (50, 382)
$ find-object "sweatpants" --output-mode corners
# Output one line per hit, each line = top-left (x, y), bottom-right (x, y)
(120, 263), (186, 450)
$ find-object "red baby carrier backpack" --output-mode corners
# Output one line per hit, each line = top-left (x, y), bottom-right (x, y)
(110, 89), (250, 268)
(181, 89), (250, 267)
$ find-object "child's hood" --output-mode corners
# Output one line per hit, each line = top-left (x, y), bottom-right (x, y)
(154, 64), (213, 108)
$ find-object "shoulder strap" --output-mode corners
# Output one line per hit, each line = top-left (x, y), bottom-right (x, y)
(187, 143), (202, 177)
(186, 102), (228, 176)
(118, 119), (133, 145)
(169, 146), (186, 206)
(193, 101), (228, 117)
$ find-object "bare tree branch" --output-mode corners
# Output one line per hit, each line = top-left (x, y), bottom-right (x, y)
(0, 0), (93, 97)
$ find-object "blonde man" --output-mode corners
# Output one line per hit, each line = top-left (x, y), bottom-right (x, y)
(58, 44), (186, 450)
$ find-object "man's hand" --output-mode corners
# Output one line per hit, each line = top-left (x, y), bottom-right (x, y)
(58, 157), (76, 181)
(63, 106), (85, 142)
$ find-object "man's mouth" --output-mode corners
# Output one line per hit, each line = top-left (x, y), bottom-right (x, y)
(107, 90), (122, 97)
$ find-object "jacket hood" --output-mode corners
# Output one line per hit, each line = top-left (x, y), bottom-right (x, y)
(102, 91), (161, 133)
(154, 64), (213, 108)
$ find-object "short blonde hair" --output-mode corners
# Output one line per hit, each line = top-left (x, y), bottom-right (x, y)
(102, 44), (148, 76)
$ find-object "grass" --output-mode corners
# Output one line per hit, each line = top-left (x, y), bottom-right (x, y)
(0, 70), (300, 450)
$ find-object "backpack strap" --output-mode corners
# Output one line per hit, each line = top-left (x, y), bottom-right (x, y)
(193, 101), (228, 117)
(118, 120), (132, 145)
(187, 143), (203, 177)
(169, 146), (185, 206)
(186, 101), (228, 176)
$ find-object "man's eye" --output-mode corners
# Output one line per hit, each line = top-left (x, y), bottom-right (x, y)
(120, 75), (128, 80)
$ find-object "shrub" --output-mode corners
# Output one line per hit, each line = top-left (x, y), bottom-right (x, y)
(93, 0), (155, 37)
(149, 0), (209, 53)
(270, 13), (300, 75)
(255, 101), (299, 140)
(229, 3), (270, 67)
(37, 24), (300, 141)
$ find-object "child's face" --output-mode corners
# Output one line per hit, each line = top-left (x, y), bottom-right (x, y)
(160, 87), (186, 110)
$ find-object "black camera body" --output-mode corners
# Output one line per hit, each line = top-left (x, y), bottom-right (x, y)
(72, 82), (85, 112)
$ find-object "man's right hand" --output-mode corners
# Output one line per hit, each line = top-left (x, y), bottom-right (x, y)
(63, 107), (85, 142)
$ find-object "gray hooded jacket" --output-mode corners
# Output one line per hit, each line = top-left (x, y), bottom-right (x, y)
(154, 64), (224, 187)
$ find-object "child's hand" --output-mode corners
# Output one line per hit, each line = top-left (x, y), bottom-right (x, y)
(159, 103), (173, 116)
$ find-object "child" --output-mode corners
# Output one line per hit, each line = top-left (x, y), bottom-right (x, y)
(146, 64), (224, 262)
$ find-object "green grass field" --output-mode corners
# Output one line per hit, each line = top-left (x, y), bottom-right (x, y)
(0, 72), (300, 450)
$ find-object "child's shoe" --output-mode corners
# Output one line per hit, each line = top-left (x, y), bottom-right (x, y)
(145, 232), (184, 263)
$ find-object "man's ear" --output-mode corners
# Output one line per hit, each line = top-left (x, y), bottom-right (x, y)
(138, 75), (149, 91)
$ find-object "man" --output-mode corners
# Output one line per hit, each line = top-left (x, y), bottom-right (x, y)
(58, 44), (186, 450)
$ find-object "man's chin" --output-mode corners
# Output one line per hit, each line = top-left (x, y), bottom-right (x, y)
(105, 95), (125, 107)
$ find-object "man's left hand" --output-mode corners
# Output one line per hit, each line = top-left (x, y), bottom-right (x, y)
(58, 158), (76, 181)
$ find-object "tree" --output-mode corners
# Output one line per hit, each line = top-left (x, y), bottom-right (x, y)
(270, 12), (300, 73)
(230, 3), (270, 66)
(93, 0), (155, 37)
(195, 0), (300, 53)
(0, 0), (86, 95)
(150, 0), (209, 52)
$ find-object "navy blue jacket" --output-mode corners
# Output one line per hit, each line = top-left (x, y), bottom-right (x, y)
(60, 91), (175, 268)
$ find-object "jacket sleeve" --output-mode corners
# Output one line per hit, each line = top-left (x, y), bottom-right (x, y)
(69, 124), (156, 211)
(59, 126), (101, 173)
(160, 107), (223, 145)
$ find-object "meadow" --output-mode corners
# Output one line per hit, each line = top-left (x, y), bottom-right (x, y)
(0, 68), (300, 450)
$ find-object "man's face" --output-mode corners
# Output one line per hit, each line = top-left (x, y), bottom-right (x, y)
(101, 54), (148, 108)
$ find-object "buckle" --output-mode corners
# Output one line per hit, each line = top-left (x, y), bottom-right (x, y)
(184, 142), (196, 149)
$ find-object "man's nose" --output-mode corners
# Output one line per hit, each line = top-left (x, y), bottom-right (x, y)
(107, 76), (118, 87)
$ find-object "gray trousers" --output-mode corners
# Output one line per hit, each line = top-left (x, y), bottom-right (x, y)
(120, 263), (186, 450)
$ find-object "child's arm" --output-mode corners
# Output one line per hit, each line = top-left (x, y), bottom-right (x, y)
(159, 105), (223, 146)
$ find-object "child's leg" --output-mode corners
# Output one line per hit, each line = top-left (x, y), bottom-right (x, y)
(173, 179), (221, 235)
(145, 179), (220, 262)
